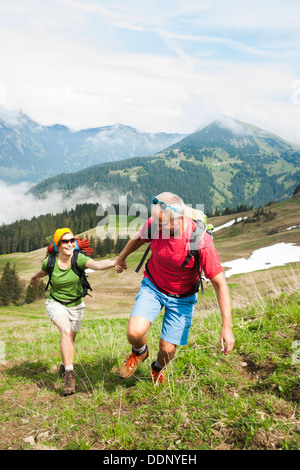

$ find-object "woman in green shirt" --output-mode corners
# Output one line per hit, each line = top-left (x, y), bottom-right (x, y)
(31, 228), (118, 396)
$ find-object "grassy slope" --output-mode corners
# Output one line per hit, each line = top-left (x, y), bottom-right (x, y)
(211, 197), (300, 262)
(0, 198), (299, 450)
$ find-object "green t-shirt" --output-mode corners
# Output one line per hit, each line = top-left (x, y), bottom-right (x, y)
(42, 253), (91, 307)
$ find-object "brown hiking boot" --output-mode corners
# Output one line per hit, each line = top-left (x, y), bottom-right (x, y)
(150, 362), (167, 385)
(119, 347), (149, 379)
(59, 363), (65, 378)
(62, 370), (76, 396)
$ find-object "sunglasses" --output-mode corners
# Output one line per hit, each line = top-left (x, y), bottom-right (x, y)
(151, 196), (182, 214)
(60, 238), (76, 245)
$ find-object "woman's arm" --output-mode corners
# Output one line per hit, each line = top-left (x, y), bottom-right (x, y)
(30, 270), (48, 287)
(85, 231), (146, 273)
(85, 258), (116, 271)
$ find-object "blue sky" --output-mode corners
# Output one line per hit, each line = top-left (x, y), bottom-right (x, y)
(0, 0), (300, 143)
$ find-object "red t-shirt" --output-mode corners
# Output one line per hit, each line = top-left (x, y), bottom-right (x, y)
(140, 217), (223, 296)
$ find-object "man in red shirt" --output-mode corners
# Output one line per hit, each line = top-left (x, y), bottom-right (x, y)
(116, 192), (234, 384)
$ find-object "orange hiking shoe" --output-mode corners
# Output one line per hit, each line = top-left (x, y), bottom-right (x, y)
(150, 362), (167, 385)
(119, 347), (149, 379)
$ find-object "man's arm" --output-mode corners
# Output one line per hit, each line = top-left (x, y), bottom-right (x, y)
(115, 232), (147, 272)
(210, 271), (235, 355)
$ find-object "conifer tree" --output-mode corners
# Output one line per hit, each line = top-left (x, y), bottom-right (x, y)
(96, 238), (105, 257)
(103, 235), (114, 254)
(0, 263), (11, 306)
(0, 263), (22, 306)
(10, 264), (22, 304)
(25, 280), (46, 303)
(115, 235), (130, 254)
(25, 284), (35, 304)
(0, 235), (6, 255)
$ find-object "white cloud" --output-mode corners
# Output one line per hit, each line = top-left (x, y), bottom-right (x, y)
(0, 180), (117, 225)
(0, 81), (6, 106)
(0, 106), (28, 127)
(216, 116), (253, 136)
(158, 30), (266, 58)
(0, 0), (299, 141)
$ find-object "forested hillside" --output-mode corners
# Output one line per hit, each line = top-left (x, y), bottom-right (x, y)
(30, 120), (300, 211)
(0, 204), (101, 254)
(0, 198), (253, 255)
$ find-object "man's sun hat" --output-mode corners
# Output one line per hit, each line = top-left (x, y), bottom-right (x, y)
(53, 228), (74, 247)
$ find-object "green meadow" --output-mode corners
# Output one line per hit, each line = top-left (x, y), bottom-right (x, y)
(0, 202), (299, 450)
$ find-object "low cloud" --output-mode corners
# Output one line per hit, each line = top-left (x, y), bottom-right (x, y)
(0, 180), (116, 225)
(86, 125), (130, 146)
(0, 106), (28, 127)
(217, 115), (253, 136)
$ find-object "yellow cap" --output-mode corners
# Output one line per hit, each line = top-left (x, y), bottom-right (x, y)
(53, 228), (74, 246)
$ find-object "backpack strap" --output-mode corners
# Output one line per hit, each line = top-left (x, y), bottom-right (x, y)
(136, 219), (206, 295)
(45, 250), (92, 298)
(135, 244), (151, 273)
(135, 221), (158, 273)
(48, 292), (84, 306)
(71, 250), (93, 297)
(180, 220), (207, 295)
(45, 252), (57, 291)
(189, 250), (204, 295)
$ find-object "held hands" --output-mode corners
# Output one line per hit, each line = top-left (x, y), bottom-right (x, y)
(115, 258), (127, 273)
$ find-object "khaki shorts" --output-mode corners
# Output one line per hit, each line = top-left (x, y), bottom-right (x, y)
(45, 298), (85, 333)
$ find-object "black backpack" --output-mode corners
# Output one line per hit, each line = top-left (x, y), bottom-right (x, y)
(135, 211), (211, 297)
(45, 248), (92, 305)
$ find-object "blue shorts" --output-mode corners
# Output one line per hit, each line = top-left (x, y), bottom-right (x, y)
(130, 277), (198, 346)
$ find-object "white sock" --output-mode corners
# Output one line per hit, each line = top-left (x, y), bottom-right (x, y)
(65, 365), (74, 371)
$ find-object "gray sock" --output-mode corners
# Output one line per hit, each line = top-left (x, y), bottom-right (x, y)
(154, 360), (164, 370)
(132, 345), (147, 355)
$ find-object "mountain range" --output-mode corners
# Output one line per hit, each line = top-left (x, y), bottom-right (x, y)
(30, 117), (300, 213)
(0, 108), (185, 183)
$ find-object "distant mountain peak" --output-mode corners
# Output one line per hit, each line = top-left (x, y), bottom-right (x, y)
(0, 106), (29, 127)
(0, 106), (185, 183)
(203, 116), (253, 137)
